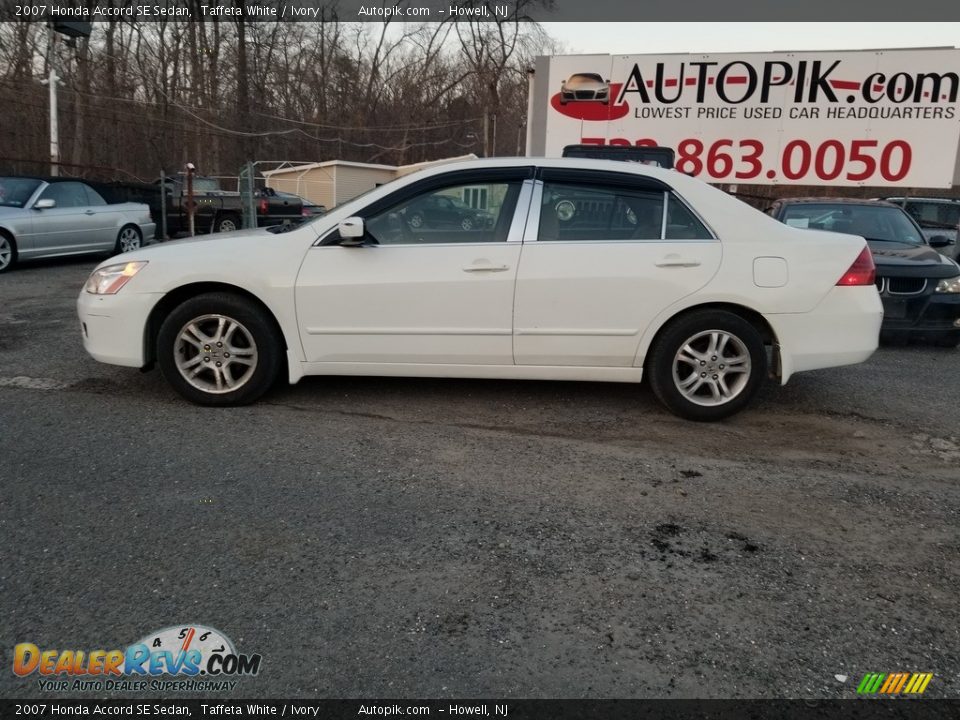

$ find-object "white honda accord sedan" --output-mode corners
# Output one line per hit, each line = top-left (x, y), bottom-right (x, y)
(78, 158), (882, 421)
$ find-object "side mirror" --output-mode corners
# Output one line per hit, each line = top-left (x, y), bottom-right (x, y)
(338, 216), (366, 246)
(929, 235), (955, 248)
(34, 198), (56, 210)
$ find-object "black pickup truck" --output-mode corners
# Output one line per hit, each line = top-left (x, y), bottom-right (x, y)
(91, 176), (303, 238)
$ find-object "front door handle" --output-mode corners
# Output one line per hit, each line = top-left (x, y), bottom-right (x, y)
(84, 210), (95, 215)
(463, 263), (510, 273)
(655, 255), (701, 268)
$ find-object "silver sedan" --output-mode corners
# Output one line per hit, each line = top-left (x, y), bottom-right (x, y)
(0, 177), (155, 273)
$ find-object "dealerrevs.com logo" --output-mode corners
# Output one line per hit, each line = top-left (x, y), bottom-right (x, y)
(13, 625), (261, 692)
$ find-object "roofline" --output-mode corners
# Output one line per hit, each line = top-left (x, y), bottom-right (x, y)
(263, 160), (398, 175)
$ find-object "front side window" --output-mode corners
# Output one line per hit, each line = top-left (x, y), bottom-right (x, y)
(38, 182), (90, 209)
(538, 182), (664, 241)
(365, 181), (520, 245)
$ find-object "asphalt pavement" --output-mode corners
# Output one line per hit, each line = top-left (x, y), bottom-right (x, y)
(1, 258), (958, 699)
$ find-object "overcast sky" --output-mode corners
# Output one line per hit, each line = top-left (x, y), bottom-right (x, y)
(541, 23), (960, 55)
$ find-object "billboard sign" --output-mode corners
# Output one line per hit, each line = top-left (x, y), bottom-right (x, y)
(529, 49), (960, 187)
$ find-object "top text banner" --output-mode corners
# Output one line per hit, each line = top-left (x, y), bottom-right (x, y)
(5, 0), (960, 21)
(533, 50), (960, 188)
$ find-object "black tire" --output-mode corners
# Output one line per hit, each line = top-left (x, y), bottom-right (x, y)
(156, 292), (283, 406)
(879, 331), (909, 347)
(933, 332), (960, 349)
(0, 232), (16, 273)
(646, 310), (767, 421)
(214, 213), (241, 233)
(114, 224), (143, 254)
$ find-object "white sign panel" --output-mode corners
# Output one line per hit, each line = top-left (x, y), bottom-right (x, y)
(536, 49), (960, 187)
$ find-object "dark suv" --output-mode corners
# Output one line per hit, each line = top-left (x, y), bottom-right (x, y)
(767, 198), (960, 347)
(878, 196), (959, 260)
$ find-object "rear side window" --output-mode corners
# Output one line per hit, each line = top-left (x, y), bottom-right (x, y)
(905, 201), (960, 229)
(665, 195), (712, 240)
(538, 182), (664, 241)
(537, 183), (712, 242)
(83, 184), (106, 206)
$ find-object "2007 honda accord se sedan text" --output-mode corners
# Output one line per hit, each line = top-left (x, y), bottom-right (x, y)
(78, 158), (883, 421)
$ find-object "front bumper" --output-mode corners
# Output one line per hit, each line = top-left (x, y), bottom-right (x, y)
(77, 290), (163, 368)
(879, 290), (960, 333)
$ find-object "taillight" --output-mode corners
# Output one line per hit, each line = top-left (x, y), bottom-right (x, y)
(258, 198), (268, 214)
(302, 208), (311, 217)
(836, 246), (875, 286)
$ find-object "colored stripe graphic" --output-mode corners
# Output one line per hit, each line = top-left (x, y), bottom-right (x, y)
(857, 672), (932, 695)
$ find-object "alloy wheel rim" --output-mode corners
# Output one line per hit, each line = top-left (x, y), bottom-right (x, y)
(0, 238), (10, 269)
(174, 314), (258, 394)
(672, 330), (751, 407)
(119, 228), (140, 252)
(409, 214), (423, 228)
(220, 219), (237, 232)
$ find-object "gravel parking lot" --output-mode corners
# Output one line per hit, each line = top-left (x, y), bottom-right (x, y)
(1, 258), (958, 699)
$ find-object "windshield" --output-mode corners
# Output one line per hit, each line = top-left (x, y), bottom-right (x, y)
(0, 178), (42, 208)
(781, 203), (925, 245)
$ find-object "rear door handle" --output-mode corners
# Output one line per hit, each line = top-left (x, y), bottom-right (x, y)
(655, 255), (701, 268)
(463, 263), (510, 273)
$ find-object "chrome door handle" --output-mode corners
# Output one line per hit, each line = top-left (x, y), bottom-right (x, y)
(655, 257), (701, 268)
(84, 210), (95, 215)
(462, 264), (510, 273)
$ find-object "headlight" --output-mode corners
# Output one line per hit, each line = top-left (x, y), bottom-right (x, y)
(935, 276), (960, 293)
(84, 261), (148, 295)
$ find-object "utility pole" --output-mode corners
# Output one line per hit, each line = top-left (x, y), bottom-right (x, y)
(43, 28), (61, 176)
(44, 21), (92, 177)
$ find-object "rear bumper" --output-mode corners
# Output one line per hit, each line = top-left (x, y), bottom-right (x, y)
(765, 285), (883, 383)
(78, 290), (162, 368)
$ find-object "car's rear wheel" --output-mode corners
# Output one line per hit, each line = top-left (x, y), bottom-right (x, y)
(214, 213), (241, 233)
(157, 293), (282, 406)
(407, 212), (424, 229)
(115, 225), (142, 254)
(647, 310), (767, 421)
(0, 233), (16, 273)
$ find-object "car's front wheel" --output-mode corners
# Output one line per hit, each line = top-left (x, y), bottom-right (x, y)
(461, 216), (474, 231)
(647, 310), (767, 421)
(0, 233), (16, 273)
(157, 293), (282, 406)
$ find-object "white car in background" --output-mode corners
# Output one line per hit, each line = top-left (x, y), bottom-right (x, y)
(0, 177), (154, 272)
(78, 158), (882, 421)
